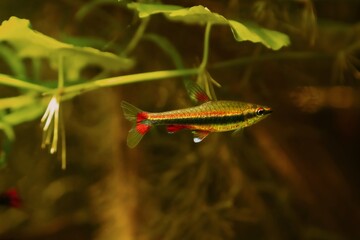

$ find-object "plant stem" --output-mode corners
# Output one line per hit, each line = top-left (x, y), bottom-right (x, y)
(60, 109), (66, 170)
(32, 58), (41, 82)
(57, 54), (66, 169)
(53, 68), (199, 97)
(58, 55), (64, 89)
(199, 23), (212, 70)
(0, 74), (51, 92)
(122, 17), (150, 56)
(0, 45), (26, 79)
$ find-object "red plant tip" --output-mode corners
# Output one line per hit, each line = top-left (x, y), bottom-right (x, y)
(0, 188), (22, 208)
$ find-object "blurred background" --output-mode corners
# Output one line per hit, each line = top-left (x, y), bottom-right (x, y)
(0, 0), (359, 239)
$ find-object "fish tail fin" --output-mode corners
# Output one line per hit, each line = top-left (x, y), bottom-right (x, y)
(121, 101), (152, 148)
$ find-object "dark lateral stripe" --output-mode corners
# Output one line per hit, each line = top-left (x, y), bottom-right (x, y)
(154, 113), (255, 125)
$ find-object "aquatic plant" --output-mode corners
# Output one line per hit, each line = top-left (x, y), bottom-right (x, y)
(1, 1), (359, 240)
(0, 3), (289, 168)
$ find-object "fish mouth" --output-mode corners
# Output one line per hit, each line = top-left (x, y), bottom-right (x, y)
(264, 107), (272, 114)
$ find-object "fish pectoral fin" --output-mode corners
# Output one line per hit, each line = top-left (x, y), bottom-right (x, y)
(192, 131), (210, 143)
(231, 127), (244, 136)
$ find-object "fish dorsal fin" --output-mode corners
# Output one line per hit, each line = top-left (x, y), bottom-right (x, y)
(192, 131), (210, 143)
(184, 79), (211, 105)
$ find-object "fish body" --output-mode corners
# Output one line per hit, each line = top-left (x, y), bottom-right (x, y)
(121, 99), (271, 148)
(137, 100), (269, 131)
(122, 79), (271, 148)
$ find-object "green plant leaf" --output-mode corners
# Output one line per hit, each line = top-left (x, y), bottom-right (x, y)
(165, 5), (228, 25)
(61, 35), (117, 50)
(2, 103), (46, 126)
(0, 44), (26, 79)
(0, 17), (69, 59)
(0, 17), (134, 80)
(0, 121), (15, 141)
(0, 97), (44, 165)
(0, 121), (14, 167)
(127, 3), (183, 18)
(54, 47), (134, 80)
(128, 3), (290, 50)
(0, 94), (38, 111)
(228, 20), (290, 50)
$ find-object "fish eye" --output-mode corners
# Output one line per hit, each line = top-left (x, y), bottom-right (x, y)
(256, 108), (265, 116)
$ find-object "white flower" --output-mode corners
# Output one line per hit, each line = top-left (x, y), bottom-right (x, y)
(41, 95), (66, 169)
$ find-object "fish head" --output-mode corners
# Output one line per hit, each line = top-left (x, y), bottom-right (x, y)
(255, 106), (272, 116)
(245, 104), (272, 126)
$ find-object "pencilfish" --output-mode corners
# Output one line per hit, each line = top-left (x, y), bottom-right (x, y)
(121, 81), (272, 148)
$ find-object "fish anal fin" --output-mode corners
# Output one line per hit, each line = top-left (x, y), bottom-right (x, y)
(167, 125), (187, 134)
(127, 124), (151, 148)
(192, 131), (210, 143)
(136, 123), (151, 135)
